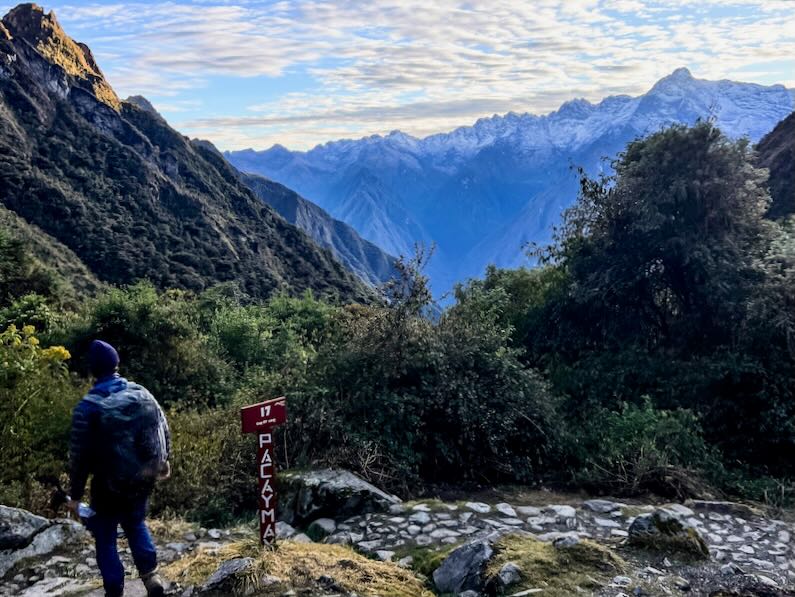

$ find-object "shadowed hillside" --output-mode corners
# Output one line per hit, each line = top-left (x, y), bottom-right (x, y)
(0, 4), (367, 302)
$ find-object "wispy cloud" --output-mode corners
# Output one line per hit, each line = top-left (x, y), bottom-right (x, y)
(3, 0), (793, 149)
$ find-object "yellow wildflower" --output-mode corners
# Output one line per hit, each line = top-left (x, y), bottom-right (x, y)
(42, 346), (71, 361)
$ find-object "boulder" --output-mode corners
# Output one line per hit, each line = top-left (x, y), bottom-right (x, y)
(0, 518), (86, 578)
(277, 469), (401, 526)
(627, 507), (709, 558)
(306, 518), (336, 541)
(0, 506), (50, 550)
(433, 535), (496, 594)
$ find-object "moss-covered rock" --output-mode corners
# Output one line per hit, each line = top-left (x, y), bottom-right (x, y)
(483, 533), (627, 596)
(628, 507), (710, 558)
(163, 538), (433, 596)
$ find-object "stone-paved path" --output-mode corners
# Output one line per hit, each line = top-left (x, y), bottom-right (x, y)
(321, 498), (794, 590)
(3, 498), (794, 595)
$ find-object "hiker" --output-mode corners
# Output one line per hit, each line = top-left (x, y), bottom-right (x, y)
(68, 340), (171, 597)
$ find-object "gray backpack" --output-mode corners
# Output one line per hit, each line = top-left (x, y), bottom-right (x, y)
(85, 383), (169, 495)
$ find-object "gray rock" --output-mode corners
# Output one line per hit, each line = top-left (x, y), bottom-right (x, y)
(165, 542), (188, 554)
(593, 517), (622, 528)
(582, 499), (621, 514)
(495, 503), (517, 518)
(662, 504), (694, 518)
(753, 574), (780, 588)
(275, 521), (297, 539)
(277, 468), (401, 526)
(544, 505), (576, 519)
(0, 519), (86, 577)
(497, 562), (522, 587)
(430, 528), (461, 540)
(0, 505), (50, 550)
(207, 529), (222, 540)
(375, 550), (395, 561)
(307, 517), (336, 540)
(515, 506), (542, 517)
(552, 534), (580, 549)
(611, 575), (632, 587)
(326, 531), (363, 545)
(18, 577), (94, 596)
(409, 511), (431, 525)
(200, 557), (253, 594)
(398, 555), (413, 568)
(686, 500), (759, 518)
(465, 502), (491, 514)
(433, 537), (495, 594)
(290, 533), (312, 543)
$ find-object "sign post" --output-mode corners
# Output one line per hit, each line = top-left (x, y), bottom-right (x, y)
(241, 396), (287, 545)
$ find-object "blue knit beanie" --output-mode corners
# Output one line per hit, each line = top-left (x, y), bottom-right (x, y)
(87, 340), (119, 378)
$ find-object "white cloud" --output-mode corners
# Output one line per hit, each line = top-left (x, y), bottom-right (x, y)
(6, 0), (793, 148)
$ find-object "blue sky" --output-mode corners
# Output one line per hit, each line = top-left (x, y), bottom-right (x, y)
(3, 1), (793, 149)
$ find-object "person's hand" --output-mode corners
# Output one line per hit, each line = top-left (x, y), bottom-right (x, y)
(157, 461), (171, 481)
(66, 500), (80, 518)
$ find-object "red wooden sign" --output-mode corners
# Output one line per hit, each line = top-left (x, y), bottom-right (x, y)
(241, 397), (287, 545)
(241, 396), (287, 433)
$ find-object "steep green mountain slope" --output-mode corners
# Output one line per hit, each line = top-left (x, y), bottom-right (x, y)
(0, 203), (103, 305)
(240, 172), (397, 287)
(758, 112), (795, 219)
(0, 4), (367, 302)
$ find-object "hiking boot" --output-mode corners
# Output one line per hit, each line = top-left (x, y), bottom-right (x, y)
(141, 568), (165, 597)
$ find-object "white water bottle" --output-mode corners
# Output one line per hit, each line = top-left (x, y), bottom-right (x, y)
(77, 503), (96, 520)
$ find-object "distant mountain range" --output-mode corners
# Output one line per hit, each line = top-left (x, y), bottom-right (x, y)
(228, 68), (795, 293)
(0, 4), (368, 302)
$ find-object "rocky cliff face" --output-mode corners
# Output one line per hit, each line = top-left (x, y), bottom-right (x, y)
(2, 4), (119, 109)
(0, 4), (367, 302)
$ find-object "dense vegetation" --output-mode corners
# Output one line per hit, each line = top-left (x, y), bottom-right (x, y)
(2, 122), (794, 524)
(0, 4), (367, 303)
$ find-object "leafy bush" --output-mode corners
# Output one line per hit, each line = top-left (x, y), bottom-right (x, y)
(0, 324), (81, 508)
(151, 407), (256, 526)
(569, 399), (717, 498)
(53, 283), (233, 407)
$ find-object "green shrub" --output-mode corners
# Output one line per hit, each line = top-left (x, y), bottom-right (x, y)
(568, 399), (717, 497)
(151, 407), (257, 526)
(0, 324), (81, 508)
(53, 283), (233, 407)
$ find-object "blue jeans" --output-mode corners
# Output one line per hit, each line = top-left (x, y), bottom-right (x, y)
(86, 497), (157, 597)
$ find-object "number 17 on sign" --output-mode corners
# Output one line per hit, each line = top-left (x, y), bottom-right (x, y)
(241, 397), (287, 545)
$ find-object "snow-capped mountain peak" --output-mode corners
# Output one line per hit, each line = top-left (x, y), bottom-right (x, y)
(226, 69), (794, 295)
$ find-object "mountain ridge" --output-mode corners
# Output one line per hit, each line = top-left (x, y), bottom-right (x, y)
(0, 3), (368, 303)
(238, 171), (397, 287)
(227, 68), (795, 292)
